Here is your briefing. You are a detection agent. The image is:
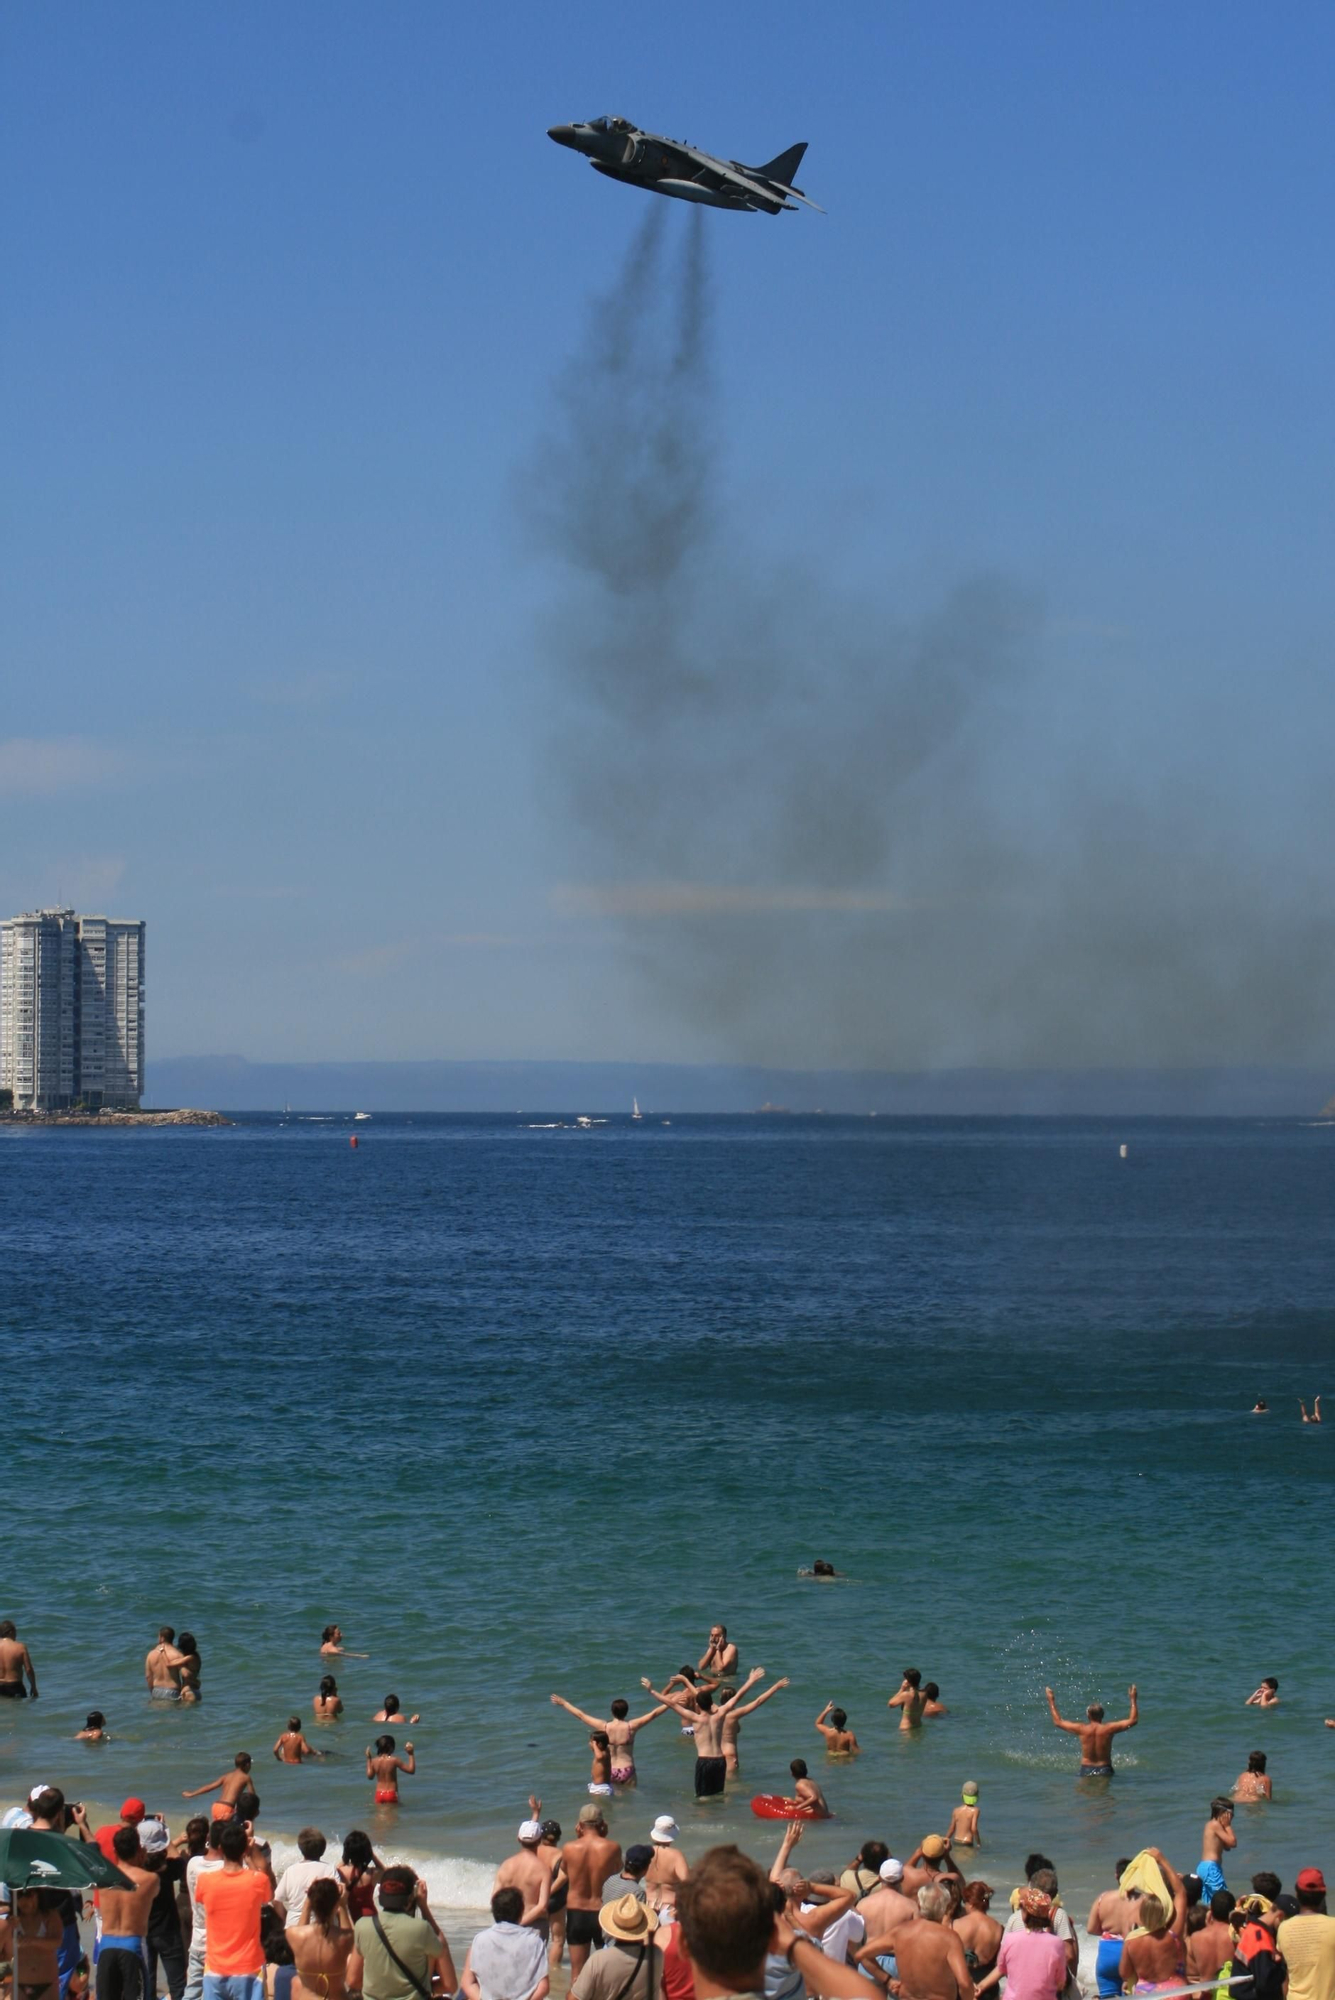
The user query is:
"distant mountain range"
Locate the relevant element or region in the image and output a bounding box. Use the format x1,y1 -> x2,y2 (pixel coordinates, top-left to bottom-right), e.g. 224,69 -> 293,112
147,1055 -> 1335,1117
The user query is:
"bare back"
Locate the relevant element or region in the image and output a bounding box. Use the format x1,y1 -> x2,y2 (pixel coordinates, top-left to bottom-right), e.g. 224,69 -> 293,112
100,1865 -> 161,1938
290,1919 -> 353,2000
891,1917 -> 973,2000
562,1832 -> 620,1910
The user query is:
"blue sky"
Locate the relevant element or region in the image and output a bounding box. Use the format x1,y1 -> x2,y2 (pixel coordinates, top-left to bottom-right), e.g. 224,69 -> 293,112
3,2 -> 1334,1066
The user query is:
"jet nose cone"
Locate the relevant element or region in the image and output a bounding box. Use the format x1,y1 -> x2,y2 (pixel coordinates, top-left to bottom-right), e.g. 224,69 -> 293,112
547,124 -> 579,149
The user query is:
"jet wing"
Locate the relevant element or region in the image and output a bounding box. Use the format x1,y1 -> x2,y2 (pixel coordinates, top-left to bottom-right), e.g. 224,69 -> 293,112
646,134 -> 794,211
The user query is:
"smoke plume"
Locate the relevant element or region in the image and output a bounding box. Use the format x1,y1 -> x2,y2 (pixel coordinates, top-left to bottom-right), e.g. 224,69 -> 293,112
526,211 -> 1335,1070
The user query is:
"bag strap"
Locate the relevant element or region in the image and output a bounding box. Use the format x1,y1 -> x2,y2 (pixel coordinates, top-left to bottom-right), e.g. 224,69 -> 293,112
605,1942 -> 653,2000
369,1911 -> 434,2000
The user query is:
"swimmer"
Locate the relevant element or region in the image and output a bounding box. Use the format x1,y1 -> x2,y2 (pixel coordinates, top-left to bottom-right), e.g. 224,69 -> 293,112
787,1758 -> 830,1818
642,1668 -> 763,1795
1044,1683 -> 1138,1775
798,1560 -> 844,1580
1245,1677 -> 1280,1707
182,1750 -> 261,1820
1300,1396 -> 1323,1423
586,1730 -> 614,1794
698,1624 -> 739,1679
314,1675 -> 343,1720
320,1624 -> 369,1658
550,1689 -> 668,1786
373,1694 -> 421,1724
720,1675 -> 790,1777
1234,1752 -> 1272,1802
814,1701 -> 860,1756
75,1710 -> 109,1741
922,1682 -> 948,1717
273,1717 -> 323,1764
1251,1399 -> 1269,1414
946,1783 -> 980,1847
888,1669 -> 926,1730
365,1733 -> 414,1804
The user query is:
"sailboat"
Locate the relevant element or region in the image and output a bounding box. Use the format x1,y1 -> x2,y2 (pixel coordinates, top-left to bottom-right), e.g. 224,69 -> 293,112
631,1097 -> 643,1121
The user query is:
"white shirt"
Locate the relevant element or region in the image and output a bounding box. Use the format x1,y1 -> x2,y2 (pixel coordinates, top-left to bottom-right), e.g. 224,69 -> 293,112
800,1905 -> 866,1963
187,1855 -> 224,1945
273,1860 -> 338,1927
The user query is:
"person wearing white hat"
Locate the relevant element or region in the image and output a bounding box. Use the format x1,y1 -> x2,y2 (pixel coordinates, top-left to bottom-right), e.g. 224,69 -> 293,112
494,1800 -> 555,1935
570,1896 -> 660,2000
645,1823 -> 688,1923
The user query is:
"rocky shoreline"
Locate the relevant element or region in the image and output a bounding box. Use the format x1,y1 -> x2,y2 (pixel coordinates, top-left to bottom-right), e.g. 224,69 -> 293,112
0,1107 -> 230,1127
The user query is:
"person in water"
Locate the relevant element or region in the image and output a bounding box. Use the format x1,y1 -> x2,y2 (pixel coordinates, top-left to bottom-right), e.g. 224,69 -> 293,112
1251,1399 -> 1269,1413
1246,1678 -> 1280,1707
365,1733 -> 414,1804
1300,1397 -> 1323,1423
314,1675 -> 343,1719
75,1710 -> 109,1741
1044,1684 -> 1138,1774
550,1690 -> 668,1786
182,1750 -> 260,1821
888,1670 -> 926,1731
1235,1752 -> 1273,1801
787,1759 -> 830,1818
274,1717 -> 323,1764
320,1625 -> 369,1659
814,1702 -> 860,1756
946,1784 -> 980,1848
374,1694 -> 420,1724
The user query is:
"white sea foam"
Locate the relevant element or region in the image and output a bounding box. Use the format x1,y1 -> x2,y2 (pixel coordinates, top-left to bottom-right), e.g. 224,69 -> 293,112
266,1838 -> 494,1912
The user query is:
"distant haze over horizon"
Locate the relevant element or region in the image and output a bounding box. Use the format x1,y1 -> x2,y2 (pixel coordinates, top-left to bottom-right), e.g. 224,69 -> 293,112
147,1054 -> 1335,1117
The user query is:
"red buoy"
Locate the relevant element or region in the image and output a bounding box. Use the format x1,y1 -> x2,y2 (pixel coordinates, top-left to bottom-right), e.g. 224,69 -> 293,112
349,1134 -> 359,1149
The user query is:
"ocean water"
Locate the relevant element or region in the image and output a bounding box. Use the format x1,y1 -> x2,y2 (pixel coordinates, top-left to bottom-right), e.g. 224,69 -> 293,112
2,1113 -> 1333,1925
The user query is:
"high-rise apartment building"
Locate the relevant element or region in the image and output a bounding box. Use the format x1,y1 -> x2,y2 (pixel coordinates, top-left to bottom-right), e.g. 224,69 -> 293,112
0,908 -> 146,1110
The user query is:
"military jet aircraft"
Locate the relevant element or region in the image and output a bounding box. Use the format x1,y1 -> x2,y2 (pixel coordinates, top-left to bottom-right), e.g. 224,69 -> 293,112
547,115 -> 822,215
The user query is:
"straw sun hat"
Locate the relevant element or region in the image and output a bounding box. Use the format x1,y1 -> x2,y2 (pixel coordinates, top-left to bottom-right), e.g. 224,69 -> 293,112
598,1894 -> 660,1943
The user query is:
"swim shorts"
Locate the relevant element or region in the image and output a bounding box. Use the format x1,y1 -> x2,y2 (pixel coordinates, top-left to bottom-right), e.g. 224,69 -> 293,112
587,1783 -> 613,1797
1081,1763 -> 1115,1777
694,1756 -> 727,1797
1198,1860 -> 1228,1900
1096,1937 -> 1125,1996
374,1788 -> 399,1804
566,1909 -> 603,1951
149,1687 -> 182,1701
875,1955 -> 899,1981
0,1683 -> 28,1698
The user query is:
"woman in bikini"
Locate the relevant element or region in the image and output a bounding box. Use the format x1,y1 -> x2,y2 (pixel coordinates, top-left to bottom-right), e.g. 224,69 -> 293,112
365,1733 -> 414,1804
541,1820 -> 568,1972
1119,1852 -> 1189,1995
289,1878 -> 354,2000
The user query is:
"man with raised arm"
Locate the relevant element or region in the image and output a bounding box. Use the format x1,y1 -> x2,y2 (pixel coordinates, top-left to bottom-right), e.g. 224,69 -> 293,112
550,1693 -> 668,1788
1043,1684 -> 1138,1775
642,1668 -> 763,1798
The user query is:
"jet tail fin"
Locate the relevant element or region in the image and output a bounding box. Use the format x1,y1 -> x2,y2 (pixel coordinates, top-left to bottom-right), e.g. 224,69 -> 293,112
753,141 -> 807,188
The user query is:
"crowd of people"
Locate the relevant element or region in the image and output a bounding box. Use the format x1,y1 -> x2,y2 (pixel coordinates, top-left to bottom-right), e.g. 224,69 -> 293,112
2,1618 -> 1332,2000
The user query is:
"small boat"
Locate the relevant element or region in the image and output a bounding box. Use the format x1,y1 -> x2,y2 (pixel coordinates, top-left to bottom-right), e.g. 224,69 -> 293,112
354,1111 -> 371,1121
631,1097 -> 643,1121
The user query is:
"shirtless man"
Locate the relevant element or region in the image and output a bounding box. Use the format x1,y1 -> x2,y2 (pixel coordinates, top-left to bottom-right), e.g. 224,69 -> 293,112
1187,1893 -> 1237,1983
645,1817 -> 689,1920
642,1667 -> 762,1796
888,1670 -> 926,1731
815,1701 -> 860,1756
922,1684 -> 948,1717
698,1625 -> 739,1680
145,1628 -> 188,1700
561,1805 -> 622,1978
550,1691 -> 668,1786
319,1625 -> 368,1658
1043,1684 -> 1138,1775
1245,1678 -> 1280,1707
860,1882 -> 975,2000
0,1619 -> 39,1698
1086,1858 -> 1141,1998
901,1838 -> 962,1900
274,1717 -> 323,1764
494,1803 -> 554,1931
365,1734 -> 414,1803
182,1751 -> 260,1819
720,1676 -> 789,1776
855,1858 -> 917,1951
1199,1797 -> 1237,1900
98,1823 -> 162,2000
787,1759 -> 830,1818
288,1878 -> 354,2000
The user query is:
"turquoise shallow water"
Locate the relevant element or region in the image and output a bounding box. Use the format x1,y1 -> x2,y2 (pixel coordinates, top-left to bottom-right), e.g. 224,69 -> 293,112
2,1114 -> 1333,1918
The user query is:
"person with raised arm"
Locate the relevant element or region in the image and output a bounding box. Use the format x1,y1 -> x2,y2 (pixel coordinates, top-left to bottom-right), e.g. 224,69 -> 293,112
641,1668 -> 763,1798
1042,1684 -> 1137,1775
814,1702 -> 859,1757
720,1676 -> 790,1776
550,1692 -> 668,1787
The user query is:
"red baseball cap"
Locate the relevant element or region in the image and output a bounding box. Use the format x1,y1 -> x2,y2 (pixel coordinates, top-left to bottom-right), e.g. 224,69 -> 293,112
1296,1869 -> 1327,1895
121,1798 -> 147,1822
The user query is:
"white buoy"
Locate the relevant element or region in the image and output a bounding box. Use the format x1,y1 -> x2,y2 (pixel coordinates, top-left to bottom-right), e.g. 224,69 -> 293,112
1119,1143 -> 1128,1159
